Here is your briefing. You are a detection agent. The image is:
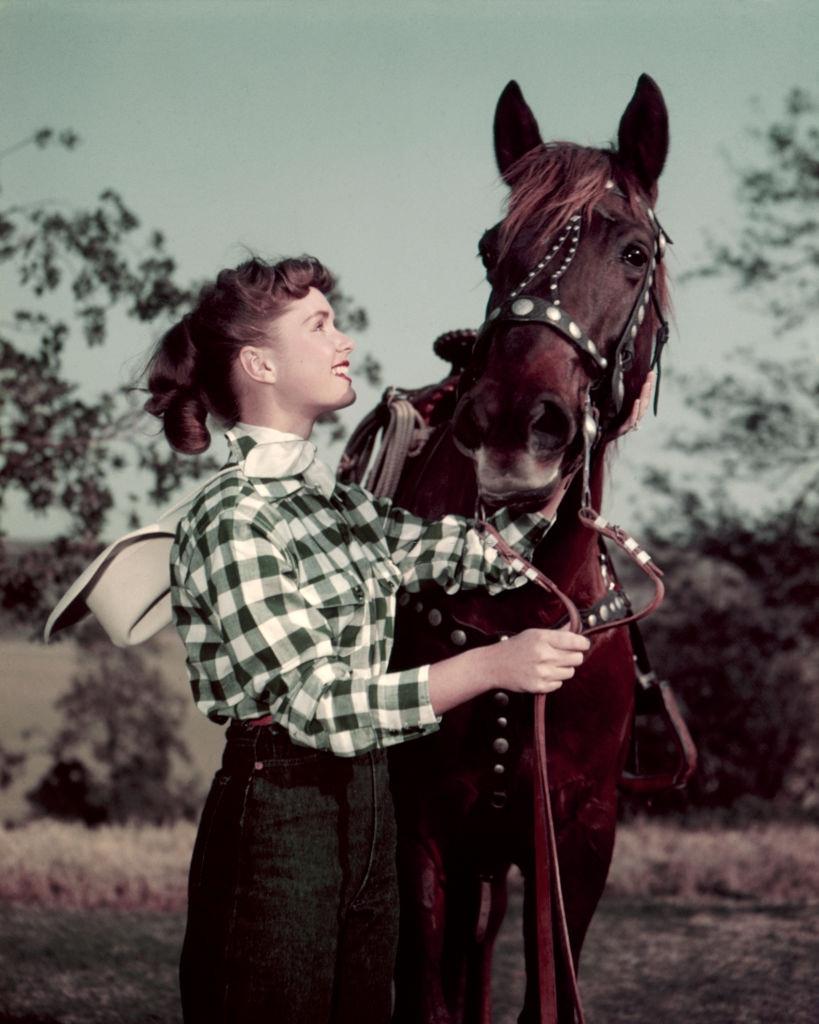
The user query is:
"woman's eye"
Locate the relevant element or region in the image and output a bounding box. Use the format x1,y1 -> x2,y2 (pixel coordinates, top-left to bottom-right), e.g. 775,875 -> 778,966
621,244 -> 648,269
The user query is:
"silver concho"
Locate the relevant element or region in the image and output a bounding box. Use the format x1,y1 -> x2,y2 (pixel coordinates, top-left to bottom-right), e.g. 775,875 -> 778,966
511,298 -> 535,316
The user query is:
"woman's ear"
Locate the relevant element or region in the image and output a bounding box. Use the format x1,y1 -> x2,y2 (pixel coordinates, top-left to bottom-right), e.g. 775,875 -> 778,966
237,345 -> 277,384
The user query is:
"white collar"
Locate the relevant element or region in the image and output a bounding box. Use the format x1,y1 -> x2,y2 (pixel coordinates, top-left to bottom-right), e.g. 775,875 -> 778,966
234,422 -> 307,446
227,423 -> 336,499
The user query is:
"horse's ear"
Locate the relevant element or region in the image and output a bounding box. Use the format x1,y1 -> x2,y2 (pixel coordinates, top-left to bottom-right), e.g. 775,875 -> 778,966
494,80 -> 543,183
616,74 -> 669,196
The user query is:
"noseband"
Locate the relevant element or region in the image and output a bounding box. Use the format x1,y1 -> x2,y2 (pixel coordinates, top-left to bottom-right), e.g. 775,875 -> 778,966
464,185 -> 671,432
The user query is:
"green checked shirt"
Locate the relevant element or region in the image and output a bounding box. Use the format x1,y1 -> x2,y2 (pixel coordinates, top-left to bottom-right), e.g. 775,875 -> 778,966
170,425 -> 552,757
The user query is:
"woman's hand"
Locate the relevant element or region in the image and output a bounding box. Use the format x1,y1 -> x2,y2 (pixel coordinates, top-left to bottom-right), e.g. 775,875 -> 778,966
486,628 -> 589,694
427,627 -> 589,715
616,369 -> 655,437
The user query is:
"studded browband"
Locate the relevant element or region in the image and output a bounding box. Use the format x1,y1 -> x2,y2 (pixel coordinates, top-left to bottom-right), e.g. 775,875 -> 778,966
471,188 -> 670,425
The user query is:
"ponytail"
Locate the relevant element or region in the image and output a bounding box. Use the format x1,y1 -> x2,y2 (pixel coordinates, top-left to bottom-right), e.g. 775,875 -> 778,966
144,319 -> 211,454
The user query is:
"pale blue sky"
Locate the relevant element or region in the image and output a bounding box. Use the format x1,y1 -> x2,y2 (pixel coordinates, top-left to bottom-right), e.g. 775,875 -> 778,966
2,0 -> 816,537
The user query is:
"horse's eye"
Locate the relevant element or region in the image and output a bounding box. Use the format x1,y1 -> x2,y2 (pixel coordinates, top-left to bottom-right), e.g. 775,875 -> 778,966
621,244 -> 648,269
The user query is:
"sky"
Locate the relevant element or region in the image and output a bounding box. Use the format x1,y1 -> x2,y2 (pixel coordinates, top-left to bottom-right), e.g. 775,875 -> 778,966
2,0 -> 816,538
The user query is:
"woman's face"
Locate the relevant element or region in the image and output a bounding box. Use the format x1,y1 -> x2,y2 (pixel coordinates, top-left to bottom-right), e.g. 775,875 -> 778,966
266,287 -> 357,424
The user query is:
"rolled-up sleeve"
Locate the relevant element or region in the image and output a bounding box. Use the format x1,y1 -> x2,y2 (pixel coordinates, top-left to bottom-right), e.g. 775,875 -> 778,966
376,499 -> 553,594
175,513 -> 439,757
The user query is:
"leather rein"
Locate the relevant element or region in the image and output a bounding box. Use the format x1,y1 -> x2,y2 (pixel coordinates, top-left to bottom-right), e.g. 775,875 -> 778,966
480,513 -> 664,1024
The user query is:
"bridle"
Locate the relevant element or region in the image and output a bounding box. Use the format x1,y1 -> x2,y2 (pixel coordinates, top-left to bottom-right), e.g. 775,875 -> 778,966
461,187 -> 673,1024
461,184 -> 671,472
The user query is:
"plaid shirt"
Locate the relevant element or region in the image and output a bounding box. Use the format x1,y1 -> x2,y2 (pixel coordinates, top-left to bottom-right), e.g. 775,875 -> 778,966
171,427 -> 552,757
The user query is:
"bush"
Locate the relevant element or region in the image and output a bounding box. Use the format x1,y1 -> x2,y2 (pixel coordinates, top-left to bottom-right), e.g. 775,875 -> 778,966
624,516 -> 817,818
27,626 -> 202,825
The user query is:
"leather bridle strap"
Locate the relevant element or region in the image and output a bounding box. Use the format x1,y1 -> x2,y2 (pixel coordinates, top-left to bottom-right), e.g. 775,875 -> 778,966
470,196 -> 670,426
481,511 -> 665,1024
576,508 -> 666,630
482,293 -> 609,373
482,524 -> 584,1024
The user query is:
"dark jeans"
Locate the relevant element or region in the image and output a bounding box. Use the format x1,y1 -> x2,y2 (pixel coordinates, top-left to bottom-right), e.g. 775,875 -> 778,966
180,721 -> 399,1024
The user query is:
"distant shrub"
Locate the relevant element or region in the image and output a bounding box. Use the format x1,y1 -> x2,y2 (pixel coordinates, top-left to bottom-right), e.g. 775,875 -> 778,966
623,516 -> 817,818
27,625 -> 202,826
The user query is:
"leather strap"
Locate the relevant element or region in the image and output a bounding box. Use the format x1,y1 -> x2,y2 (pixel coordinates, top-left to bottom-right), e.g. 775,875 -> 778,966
533,740 -> 559,1023
482,523 -> 585,1024
576,508 -> 665,630
620,622 -> 697,792
481,506 -> 668,1024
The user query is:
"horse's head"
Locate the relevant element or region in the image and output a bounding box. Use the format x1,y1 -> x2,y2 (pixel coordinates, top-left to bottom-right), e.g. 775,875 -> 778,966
452,74 -> 670,512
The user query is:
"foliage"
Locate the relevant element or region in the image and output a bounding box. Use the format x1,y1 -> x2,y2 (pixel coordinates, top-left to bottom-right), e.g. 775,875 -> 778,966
656,350 -> 817,513
636,87 -> 818,816
0,129 -> 372,629
629,523 -> 817,816
688,87 -> 819,332
26,625 -> 202,826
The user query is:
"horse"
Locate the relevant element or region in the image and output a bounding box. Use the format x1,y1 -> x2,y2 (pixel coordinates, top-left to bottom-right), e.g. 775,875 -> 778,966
341,74 -> 671,1024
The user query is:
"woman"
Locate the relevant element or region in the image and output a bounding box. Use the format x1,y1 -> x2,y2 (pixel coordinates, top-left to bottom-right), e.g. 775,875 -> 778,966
145,255 -> 590,1024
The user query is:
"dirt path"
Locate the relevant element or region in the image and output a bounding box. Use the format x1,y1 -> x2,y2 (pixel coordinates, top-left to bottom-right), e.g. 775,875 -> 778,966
1,890 -> 816,1023
492,881 -> 818,1023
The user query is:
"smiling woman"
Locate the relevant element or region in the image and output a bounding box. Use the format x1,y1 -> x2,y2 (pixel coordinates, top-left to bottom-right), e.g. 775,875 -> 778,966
140,253 -> 589,1023
233,286 -> 358,437
144,256 -> 341,452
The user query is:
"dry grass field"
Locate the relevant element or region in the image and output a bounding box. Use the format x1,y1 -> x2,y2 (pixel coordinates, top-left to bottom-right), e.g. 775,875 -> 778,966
2,635 -> 817,1021
0,819 -> 816,1023
0,818 -> 816,911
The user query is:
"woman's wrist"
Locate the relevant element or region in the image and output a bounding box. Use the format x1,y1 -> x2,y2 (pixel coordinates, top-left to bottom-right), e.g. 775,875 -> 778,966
427,647 -> 496,716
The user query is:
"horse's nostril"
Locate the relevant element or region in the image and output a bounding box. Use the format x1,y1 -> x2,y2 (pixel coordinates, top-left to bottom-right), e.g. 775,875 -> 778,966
530,401 -> 572,451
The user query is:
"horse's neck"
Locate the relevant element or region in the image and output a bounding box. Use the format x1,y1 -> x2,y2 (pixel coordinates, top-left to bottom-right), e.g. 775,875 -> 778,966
397,424 -> 607,598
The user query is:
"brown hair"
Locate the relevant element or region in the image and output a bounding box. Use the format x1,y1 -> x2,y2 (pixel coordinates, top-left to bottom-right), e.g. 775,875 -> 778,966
144,256 -> 335,453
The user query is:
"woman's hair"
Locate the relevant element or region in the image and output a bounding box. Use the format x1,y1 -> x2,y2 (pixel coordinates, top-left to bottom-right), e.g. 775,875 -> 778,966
144,255 -> 335,453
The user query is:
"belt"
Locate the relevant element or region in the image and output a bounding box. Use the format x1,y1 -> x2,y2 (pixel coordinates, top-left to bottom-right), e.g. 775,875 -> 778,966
246,714 -> 275,728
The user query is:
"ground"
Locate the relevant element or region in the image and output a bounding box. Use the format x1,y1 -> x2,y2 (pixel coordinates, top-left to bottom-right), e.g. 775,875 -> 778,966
1,880 -> 816,1023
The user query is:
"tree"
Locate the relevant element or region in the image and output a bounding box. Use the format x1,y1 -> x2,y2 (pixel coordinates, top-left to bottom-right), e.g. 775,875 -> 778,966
26,623 -> 201,825
636,89 -> 818,816
670,87 -> 819,514
0,130 -> 373,629
689,87 -> 819,333
0,132 -> 376,824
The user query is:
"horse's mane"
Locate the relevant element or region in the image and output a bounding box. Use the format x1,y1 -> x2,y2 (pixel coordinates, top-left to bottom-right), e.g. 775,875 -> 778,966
499,143 -> 614,256
498,143 -> 669,340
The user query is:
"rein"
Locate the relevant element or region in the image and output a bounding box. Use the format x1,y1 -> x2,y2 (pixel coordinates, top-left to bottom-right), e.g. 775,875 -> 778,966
461,199 -> 671,1022
480,510 -> 664,1024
